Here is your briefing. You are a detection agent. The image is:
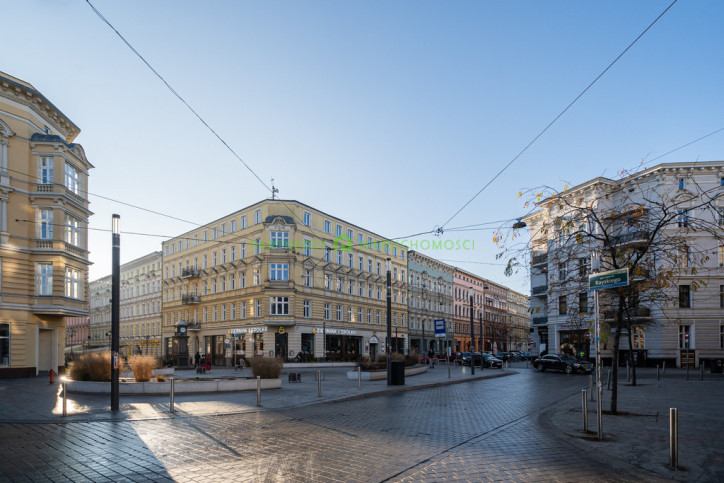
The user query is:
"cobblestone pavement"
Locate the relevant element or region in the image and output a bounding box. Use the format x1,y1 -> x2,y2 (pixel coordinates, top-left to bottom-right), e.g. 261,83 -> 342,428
0,367 -> 687,482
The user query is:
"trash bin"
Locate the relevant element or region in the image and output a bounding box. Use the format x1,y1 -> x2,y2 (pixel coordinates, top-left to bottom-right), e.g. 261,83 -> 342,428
713,359 -> 723,374
390,360 -> 405,385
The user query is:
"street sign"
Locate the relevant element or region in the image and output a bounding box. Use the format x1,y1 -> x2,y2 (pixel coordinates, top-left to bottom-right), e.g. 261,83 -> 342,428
434,319 -> 446,338
589,268 -> 629,291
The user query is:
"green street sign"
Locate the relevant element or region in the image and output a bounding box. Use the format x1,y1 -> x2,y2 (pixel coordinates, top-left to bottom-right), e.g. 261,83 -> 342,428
589,268 -> 629,291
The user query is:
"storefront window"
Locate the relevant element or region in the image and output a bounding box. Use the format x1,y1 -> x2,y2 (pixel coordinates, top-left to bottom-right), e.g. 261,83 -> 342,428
0,324 -> 9,367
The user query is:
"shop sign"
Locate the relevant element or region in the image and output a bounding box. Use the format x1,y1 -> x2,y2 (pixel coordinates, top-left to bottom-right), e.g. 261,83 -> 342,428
316,328 -> 357,336
230,326 -> 267,334
369,336 -> 379,343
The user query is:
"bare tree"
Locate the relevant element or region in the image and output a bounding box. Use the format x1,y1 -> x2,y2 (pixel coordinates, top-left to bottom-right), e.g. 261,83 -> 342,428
496,163 -> 723,414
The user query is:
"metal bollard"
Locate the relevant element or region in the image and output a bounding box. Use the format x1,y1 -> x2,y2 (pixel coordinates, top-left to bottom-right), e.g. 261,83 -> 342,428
318,370 -> 322,397
62,381 -> 67,417
589,375 -> 594,401
582,390 -> 588,432
700,362 -> 704,381
606,370 -> 611,390
657,364 -> 660,381
669,408 -> 678,470
626,362 -> 630,383
597,387 -> 603,440
170,376 -> 175,413
358,366 -> 361,390
256,376 -> 261,407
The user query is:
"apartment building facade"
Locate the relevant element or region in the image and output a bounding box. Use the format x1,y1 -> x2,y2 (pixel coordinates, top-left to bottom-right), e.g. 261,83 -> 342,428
89,276 -> 111,349
118,252 -> 162,358
407,251 -> 454,355
0,72 -> 92,377
161,200 -> 408,366
525,162 -> 723,367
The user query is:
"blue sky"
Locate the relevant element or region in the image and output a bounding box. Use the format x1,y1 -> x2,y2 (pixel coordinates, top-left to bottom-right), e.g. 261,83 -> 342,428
2,0 -> 722,293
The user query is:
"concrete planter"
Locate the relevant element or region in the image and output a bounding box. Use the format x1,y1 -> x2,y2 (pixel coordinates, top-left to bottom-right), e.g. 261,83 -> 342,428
346,364 -> 428,380
66,377 -> 281,395
120,367 -> 175,379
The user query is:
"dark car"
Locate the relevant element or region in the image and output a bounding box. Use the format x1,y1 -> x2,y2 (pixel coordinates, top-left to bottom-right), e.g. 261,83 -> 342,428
458,352 -> 482,366
482,353 -> 503,368
496,352 -> 512,362
533,354 -> 593,374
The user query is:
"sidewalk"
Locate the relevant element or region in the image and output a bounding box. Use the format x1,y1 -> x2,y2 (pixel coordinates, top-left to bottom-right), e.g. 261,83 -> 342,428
544,365 -> 724,482
0,361 -> 508,423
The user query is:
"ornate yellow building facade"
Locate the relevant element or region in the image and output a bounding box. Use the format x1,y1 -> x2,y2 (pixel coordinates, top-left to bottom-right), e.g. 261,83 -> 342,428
0,72 -> 92,377
161,199 -> 408,366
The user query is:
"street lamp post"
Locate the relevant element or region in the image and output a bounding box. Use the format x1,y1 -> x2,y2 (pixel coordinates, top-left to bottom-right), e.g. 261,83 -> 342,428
469,287 -> 475,375
479,312 -> 483,370
111,214 -> 120,411
386,258 -> 392,385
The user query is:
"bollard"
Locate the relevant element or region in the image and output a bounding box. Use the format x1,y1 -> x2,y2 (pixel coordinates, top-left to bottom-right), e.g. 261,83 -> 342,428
358,366 -> 361,390
686,360 -> 689,380
626,362 -> 630,383
256,376 -> 261,407
657,364 -> 660,381
669,408 -> 678,470
589,375 -> 594,401
317,370 -> 322,397
582,390 -> 588,432
700,362 -> 704,381
170,376 -> 175,413
606,370 -> 611,390
597,387 -> 603,440
62,380 -> 67,417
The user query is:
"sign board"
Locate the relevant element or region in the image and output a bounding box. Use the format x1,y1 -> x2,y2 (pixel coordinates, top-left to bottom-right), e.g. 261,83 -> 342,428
434,319 -> 446,338
589,268 -> 629,291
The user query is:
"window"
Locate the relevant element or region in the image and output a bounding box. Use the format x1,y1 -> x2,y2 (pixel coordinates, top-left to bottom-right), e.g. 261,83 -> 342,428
376,285 -> 381,300
578,258 -> 588,278
65,267 -> 81,299
367,309 -> 372,324
323,244 -> 330,262
271,231 -> 289,248
336,225 -> 342,237
679,325 -> 691,349
212,306 -> 217,322
336,304 -> 342,321
719,208 -> 724,227
324,220 -> 331,234
677,209 -> 688,228
358,308 -> 363,323
64,163 -> 80,195
231,303 -> 236,319
358,282 -> 363,297
221,249 -> 227,264
347,280 -> 353,295
240,272 -> 246,288
336,250 -> 342,265
241,215 -> 247,229
203,230 -> 208,243
64,214 -> 80,246
254,210 -> 261,224
230,219 -> 236,233
270,297 -> 289,315
578,292 -> 588,313
230,274 -> 236,290
719,245 -> 724,267
255,299 -> 262,318
241,302 -> 247,319
304,300 -> 310,318
347,253 -> 353,268
324,303 -> 331,320
270,263 -> 289,281
324,274 -> 331,290
678,285 -> 691,308
558,296 -> 567,315
0,324 -> 9,367
254,238 -> 261,255
347,228 -> 353,240
303,269 -> 312,287
304,239 -> 311,256
211,278 -> 217,294
303,212 -> 311,226
221,304 -> 227,321
231,245 -> 236,261
336,277 -> 343,293
202,281 -> 208,295
376,262 -> 381,275
212,227 -> 217,240
253,268 -> 260,286
358,256 -> 363,270
720,285 -> 724,309
38,209 -> 53,239
39,156 -> 53,184
376,310 -> 381,325
241,243 -> 247,258
358,233 -> 363,245
220,223 -> 226,237
558,262 -> 567,282
367,259 -> 372,273
220,276 -> 226,292
678,178 -> 686,191
37,263 -> 52,295
203,254 -> 208,269
633,327 -> 645,349
212,251 -> 217,266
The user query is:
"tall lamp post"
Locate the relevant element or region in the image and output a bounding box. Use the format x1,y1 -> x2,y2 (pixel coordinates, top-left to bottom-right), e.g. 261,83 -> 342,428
111,214 -> 120,411
386,258 -> 392,385
469,287 -> 475,375
479,312 -> 484,369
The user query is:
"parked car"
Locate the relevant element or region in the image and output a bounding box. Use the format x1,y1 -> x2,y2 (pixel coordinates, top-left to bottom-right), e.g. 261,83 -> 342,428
533,354 -> 593,374
458,352 -> 482,366
496,352 -> 512,362
482,353 -> 503,368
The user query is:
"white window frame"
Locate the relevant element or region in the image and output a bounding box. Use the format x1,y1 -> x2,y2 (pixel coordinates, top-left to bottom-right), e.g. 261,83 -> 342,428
37,263 -> 53,296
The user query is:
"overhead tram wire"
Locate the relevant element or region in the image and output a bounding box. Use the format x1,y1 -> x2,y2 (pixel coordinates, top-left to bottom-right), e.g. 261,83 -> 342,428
438,0 -> 679,231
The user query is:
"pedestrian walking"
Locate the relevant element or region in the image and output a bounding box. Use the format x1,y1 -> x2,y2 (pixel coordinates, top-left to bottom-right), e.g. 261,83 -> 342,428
194,351 -> 201,368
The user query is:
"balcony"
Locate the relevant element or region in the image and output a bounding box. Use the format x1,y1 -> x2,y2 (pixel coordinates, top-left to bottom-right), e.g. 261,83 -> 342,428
181,268 -> 200,278
604,230 -> 650,247
267,279 -> 290,287
181,294 -> 200,304
532,316 -> 548,325
603,306 -> 651,320
531,285 -> 548,296
531,253 -> 547,266
35,239 -> 89,259
33,183 -> 89,209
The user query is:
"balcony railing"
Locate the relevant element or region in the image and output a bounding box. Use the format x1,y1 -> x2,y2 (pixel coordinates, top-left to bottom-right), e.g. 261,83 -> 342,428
532,316 -> 548,325
181,268 -> 200,278
181,294 -> 200,304
531,254 -> 547,266
604,230 -> 650,247
603,306 -> 651,320
531,285 -> 548,296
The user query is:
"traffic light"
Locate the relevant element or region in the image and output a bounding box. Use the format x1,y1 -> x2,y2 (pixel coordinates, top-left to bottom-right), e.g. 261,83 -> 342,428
685,332 -> 689,348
